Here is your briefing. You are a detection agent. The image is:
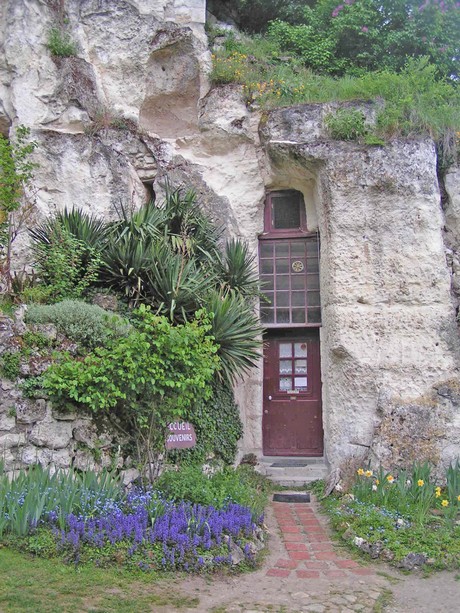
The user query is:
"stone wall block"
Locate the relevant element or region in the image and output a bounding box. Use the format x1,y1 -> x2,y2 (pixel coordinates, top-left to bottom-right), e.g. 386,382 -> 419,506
15,398 -> 47,425
0,432 -> 26,449
29,419 -> 73,450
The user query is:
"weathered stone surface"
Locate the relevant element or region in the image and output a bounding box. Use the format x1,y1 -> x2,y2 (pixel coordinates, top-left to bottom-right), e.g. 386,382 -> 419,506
0,414 -> 16,431
29,419 -> 73,450
0,432 -> 26,449
21,445 -> 72,469
15,398 -> 47,425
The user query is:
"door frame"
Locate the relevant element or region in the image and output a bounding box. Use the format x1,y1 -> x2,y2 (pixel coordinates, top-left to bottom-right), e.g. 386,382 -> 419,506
262,328 -> 323,457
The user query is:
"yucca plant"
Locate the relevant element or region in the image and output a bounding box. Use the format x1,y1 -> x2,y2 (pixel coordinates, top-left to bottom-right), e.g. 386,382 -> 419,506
206,289 -> 263,384
144,242 -> 217,321
29,208 -> 108,253
218,238 -> 260,297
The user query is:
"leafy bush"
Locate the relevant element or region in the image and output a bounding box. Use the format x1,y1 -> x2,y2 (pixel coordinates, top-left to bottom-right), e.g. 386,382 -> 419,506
324,108 -> 368,141
0,351 -> 21,380
46,27 -> 77,58
25,300 -> 129,350
42,306 -> 220,479
172,379 -> 243,465
29,223 -> 101,302
155,465 -> 270,517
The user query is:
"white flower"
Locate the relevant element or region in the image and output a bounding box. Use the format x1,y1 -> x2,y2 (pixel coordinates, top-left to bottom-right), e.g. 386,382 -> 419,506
372,484 -> 378,491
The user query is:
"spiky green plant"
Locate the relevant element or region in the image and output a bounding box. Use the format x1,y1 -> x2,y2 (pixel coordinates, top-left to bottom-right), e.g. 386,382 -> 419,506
207,289 -> 263,384
218,239 -> 260,297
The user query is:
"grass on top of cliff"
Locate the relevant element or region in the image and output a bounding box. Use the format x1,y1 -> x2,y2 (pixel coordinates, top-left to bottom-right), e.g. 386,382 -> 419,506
210,31 -> 460,143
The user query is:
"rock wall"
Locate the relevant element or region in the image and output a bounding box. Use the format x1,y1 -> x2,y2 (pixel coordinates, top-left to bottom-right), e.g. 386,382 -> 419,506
1,0 -> 460,474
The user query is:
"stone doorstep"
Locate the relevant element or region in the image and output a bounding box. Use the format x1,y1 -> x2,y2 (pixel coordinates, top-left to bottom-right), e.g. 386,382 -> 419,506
259,459 -> 328,486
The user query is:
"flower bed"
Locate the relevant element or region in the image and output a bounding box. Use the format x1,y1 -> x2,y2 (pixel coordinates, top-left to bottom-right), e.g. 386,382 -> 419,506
0,466 -> 267,573
321,461 -> 460,570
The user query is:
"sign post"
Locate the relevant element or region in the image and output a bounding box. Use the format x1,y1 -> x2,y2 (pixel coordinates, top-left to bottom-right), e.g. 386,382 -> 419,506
165,421 -> 197,450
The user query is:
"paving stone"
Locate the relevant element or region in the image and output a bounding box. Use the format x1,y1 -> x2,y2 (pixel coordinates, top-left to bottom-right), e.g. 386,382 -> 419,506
292,591 -> 311,601
289,551 -> 311,561
335,559 -> 360,568
285,542 -> 308,551
296,570 -> 320,579
266,568 -> 291,577
350,567 -> 374,576
303,604 -> 326,613
275,558 -> 298,569
323,570 -> 348,579
314,552 -> 339,561
344,594 -> 358,604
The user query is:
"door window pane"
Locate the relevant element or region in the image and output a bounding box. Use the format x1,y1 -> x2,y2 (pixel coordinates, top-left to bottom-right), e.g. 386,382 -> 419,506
292,292 -> 305,307
276,292 -> 289,307
292,275 -> 305,290
260,275 -> 274,290
276,259 -> 289,274
279,360 -> 292,374
307,257 -> 319,272
275,243 -> 289,256
291,241 -> 305,256
280,377 -> 291,391
295,359 -> 307,374
263,291 -> 274,305
307,274 -> 320,289
276,276 -> 289,290
294,377 -> 308,390
279,343 -> 292,358
260,243 -> 273,257
307,291 -> 321,306
261,260 -> 273,274
260,308 -> 274,323
294,342 -> 308,358
308,308 -> 321,323
292,309 -> 306,323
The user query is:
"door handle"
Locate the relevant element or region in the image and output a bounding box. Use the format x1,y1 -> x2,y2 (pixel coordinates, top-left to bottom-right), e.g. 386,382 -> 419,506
268,395 -> 272,400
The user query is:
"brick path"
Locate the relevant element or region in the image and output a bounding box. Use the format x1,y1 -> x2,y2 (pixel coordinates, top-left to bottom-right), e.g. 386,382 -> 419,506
266,501 -> 375,580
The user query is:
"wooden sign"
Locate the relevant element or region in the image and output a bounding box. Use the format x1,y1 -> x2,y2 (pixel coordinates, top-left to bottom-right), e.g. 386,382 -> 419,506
165,421 -> 197,450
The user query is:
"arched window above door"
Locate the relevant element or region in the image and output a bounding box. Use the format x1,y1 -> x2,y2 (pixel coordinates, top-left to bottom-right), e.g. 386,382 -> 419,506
263,190 -> 308,237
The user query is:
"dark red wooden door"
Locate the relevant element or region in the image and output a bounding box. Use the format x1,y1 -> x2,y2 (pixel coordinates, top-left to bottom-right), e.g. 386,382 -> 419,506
263,331 -> 323,456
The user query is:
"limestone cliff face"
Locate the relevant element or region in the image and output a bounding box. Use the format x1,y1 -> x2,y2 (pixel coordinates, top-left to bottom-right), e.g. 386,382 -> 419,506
1,0 -> 459,473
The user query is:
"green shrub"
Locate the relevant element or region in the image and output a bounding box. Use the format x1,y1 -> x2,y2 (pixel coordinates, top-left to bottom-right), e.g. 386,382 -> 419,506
46,27 -> 77,58
155,465 -> 270,517
171,379 -> 243,465
324,108 -> 368,141
25,300 -> 129,350
0,352 -> 21,380
29,224 -> 101,302
42,306 -> 220,479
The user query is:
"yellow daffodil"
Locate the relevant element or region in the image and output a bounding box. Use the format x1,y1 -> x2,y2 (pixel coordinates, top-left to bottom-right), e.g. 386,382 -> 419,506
457,495 -> 460,502
365,470 -> 373,478
386,475 -> 395,483
417,479 -> 424,487
375,479 -> 380,485
357,468 -> 365,476
441,499 -> 449,507
435,487 -> 441,498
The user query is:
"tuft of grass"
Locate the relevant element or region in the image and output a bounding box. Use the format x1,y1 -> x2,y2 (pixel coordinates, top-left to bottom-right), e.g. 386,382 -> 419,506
46,27 -> 77,58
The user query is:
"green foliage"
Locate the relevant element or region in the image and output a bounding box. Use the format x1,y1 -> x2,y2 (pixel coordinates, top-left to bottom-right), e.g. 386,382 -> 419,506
218,239 -> 260,297
322,460 -> 460,569
42,305 -> 220,473
324,108 -> 368,141
211,33 -> 459,148
46,27 -> 77,58
29,222 -> 101,302
155,465 -> 270,517
0,351 -> 21,380
207,290 -> 263,384
0,465 -> 123,538
171,379 -> 243,465
26,300 -> 129,351
0,126 -> 37,292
